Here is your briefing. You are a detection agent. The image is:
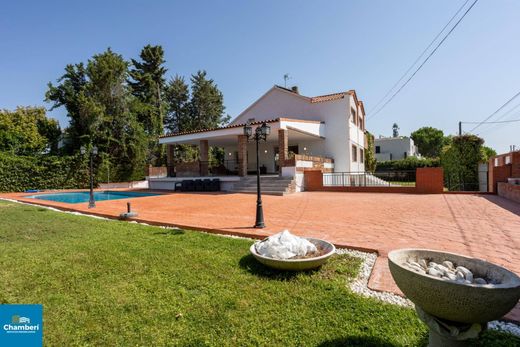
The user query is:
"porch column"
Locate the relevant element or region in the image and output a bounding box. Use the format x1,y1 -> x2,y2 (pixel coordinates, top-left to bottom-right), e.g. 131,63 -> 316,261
199,140 -> 209,176
278,129 -> 288,176
237,135 -> 247,177
166,144 -> 175,177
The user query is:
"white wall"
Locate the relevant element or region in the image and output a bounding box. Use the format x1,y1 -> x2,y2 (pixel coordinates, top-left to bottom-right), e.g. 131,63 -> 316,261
375,137 -> 418,161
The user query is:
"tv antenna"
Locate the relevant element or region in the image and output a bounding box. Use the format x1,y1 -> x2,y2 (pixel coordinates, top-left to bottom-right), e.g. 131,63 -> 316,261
283,74 -> 291,88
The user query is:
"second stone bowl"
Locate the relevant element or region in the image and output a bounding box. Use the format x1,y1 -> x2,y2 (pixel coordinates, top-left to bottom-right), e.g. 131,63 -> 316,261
388,248 -> 520,323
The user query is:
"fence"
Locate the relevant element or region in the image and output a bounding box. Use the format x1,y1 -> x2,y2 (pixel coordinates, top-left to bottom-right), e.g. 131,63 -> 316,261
323,170 -> 416,187
305,168 -> 443,194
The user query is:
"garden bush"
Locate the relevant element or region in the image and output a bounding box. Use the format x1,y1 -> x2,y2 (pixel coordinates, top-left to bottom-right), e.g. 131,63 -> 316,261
375,156 -> 440,172
0,152 -> 90,192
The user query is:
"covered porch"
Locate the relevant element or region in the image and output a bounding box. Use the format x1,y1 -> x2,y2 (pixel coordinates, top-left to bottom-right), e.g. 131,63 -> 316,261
155,118 -> 334,179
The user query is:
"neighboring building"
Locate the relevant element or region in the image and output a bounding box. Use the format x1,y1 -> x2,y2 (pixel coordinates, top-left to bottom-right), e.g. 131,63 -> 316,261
153,85 -> 367,191
488,150 -> 520,200
374,136 -> 420,162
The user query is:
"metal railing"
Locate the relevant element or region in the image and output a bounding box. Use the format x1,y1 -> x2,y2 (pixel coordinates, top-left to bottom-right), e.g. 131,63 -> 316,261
323,171 -> 416,187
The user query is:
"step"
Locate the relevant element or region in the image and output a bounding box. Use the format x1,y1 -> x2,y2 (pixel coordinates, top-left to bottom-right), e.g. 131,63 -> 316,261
230,189 -> 286,196
234,183 -> 294,188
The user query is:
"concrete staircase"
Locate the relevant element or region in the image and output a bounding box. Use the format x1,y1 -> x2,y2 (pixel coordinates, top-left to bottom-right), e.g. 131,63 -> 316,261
230,176 -> 295,196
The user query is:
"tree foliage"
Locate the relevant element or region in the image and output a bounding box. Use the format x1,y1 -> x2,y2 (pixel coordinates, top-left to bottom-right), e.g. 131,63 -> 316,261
410,126 -> 446,158
0,152 -> 89,192
441,134 -> 484,191
128,45 -> 167,165
0,107 -> 61,155
189,70 -> 229,130
163,70 -> 229,163
164,75 -> 190,134
375,156 -> 440,172
41,45 -> 230,182
364,131 -> 377,172
46,48 -> 147,181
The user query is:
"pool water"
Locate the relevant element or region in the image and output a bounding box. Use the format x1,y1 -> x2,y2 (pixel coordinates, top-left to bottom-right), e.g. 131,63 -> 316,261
27,191 -> 160,204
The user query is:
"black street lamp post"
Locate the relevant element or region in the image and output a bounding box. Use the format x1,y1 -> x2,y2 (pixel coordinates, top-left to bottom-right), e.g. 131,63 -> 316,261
81,145 -> 98,209
243,122 -> 271,228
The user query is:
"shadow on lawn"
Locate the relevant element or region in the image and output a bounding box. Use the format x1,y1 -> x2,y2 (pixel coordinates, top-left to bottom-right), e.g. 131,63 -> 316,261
238,254 -> 319,281
318,334 -> 428,347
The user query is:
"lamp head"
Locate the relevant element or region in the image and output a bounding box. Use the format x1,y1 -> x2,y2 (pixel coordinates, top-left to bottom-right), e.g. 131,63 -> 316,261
260,122 -> 270,136
244,124 -> 253,137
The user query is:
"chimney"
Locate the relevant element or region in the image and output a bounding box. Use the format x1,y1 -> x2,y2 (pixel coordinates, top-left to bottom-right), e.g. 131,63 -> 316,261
291,86 -> 299,94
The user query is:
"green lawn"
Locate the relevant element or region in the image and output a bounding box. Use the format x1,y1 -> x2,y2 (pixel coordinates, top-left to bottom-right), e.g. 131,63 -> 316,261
0,201 -> 517,346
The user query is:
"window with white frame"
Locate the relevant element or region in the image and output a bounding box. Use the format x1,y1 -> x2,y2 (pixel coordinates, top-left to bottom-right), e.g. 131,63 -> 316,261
360,148 -> 364,163
350,107 -> 357,125
352,144 -> 357,162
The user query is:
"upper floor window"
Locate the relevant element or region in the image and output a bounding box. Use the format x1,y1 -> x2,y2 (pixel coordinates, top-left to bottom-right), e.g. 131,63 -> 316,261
350,107 -> 357,125
352,144 -> 357,162
375,146 -> 380,154
358,115 -> 363,130
360,148 -> 364,163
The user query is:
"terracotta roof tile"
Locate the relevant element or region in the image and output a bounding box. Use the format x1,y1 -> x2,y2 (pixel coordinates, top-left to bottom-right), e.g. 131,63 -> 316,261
310,92 -> 348,103
159,118 -> 280,139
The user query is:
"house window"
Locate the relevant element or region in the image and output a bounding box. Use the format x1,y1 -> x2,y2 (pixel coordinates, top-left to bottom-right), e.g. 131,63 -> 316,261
375,146 -> 380,154
358,115 -> 363,129
352,144 -> 357,162
505,156 -> 512,164
494,158 -> 499,167
360,148 -> 364,163
350,107 -> 357,125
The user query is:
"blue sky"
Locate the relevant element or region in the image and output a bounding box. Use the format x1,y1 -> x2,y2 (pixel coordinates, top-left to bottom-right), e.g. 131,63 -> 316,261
1,0 -> 519,153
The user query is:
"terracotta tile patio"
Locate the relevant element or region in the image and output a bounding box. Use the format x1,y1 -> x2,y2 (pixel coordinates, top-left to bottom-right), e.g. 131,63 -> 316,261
2,190 -> 520,321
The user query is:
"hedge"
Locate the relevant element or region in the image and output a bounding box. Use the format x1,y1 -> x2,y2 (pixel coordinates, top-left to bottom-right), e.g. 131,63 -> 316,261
375,157 -> 440,172
0,152 -> 90,192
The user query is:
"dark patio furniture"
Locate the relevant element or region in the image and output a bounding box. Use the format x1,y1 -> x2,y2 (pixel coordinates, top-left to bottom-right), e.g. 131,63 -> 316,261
194,179 -> 204,191
211,178 -> 221,191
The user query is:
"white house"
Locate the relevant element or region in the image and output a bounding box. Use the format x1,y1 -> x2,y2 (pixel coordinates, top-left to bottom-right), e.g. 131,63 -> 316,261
375,136 -> 420,162
152,85 -> 366,192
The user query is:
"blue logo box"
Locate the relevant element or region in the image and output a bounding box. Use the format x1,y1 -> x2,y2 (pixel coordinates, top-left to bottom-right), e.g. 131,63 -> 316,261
0,304 -> 43,347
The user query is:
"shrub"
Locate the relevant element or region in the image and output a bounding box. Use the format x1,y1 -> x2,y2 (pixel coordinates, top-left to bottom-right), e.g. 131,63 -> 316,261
0,152 -> 90,192
441,135 -> 484,191
375,157 -> 440,172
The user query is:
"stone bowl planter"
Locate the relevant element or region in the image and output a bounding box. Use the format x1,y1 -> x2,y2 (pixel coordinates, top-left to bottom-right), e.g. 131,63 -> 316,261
388,248 -> 520,323
250,238 -> 336,271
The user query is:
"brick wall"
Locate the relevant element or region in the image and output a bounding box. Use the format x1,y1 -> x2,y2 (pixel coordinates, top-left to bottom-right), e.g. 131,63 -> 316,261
304,167 -> 444,194
415,167 -> 444,194
498,182 -> 520,204
488,151 -> 520,193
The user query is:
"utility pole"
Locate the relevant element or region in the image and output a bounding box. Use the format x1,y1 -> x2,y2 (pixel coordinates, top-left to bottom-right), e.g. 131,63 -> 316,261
458,121 -> 462,136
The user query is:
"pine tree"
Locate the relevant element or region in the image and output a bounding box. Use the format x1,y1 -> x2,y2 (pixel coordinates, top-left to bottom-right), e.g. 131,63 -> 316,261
128,45 -> 167,137
189,70 -> 228,130
164,75 -> 190,133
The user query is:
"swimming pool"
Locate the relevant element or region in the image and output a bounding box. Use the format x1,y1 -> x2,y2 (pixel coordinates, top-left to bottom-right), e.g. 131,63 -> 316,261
27,191 -> 160,204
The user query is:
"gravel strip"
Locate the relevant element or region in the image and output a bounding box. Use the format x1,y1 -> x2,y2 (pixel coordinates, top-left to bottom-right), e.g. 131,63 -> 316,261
336,248 -> 413,307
